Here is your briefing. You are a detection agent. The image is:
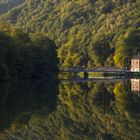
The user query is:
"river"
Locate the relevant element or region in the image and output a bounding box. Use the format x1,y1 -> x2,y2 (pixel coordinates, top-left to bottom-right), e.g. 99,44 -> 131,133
0,78 -> 140,140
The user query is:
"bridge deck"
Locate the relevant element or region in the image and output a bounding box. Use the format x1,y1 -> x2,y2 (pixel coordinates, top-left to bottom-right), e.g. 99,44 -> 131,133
60,67 -> 130,73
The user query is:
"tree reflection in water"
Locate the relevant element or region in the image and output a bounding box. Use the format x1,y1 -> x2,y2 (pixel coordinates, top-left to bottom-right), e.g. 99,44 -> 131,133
0,79 -> 140,140
0,79 -> 58,139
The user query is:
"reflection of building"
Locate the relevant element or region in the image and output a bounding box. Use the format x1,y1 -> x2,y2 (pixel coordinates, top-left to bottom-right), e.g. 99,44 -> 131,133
131,79 -> 140,94
131,55 -> 140,71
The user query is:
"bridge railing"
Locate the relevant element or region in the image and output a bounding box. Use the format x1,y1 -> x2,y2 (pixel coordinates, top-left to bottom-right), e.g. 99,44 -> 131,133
59,66 -> 126,72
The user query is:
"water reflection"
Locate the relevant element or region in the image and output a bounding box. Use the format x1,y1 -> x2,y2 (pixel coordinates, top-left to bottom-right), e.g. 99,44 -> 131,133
0,80 -> 58,136
131,79 -> 140,96
0,79 -> 140,140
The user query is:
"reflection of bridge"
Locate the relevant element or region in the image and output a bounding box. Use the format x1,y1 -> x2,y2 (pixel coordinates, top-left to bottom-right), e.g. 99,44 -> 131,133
60,66 -> 130,73
60,78 -> 128,84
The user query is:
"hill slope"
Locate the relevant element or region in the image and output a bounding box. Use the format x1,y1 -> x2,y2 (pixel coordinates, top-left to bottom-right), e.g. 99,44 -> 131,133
0,0 -> 24,15
0,0 -> 140,67
0,24 -> 58,80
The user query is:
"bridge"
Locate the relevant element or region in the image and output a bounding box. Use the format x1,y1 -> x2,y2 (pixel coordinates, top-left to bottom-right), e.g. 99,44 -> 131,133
59,66 -> 130,73
59,66 -> 131,79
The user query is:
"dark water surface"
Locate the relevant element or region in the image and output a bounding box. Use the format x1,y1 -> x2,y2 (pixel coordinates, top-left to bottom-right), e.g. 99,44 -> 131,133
0,79 -> 140,140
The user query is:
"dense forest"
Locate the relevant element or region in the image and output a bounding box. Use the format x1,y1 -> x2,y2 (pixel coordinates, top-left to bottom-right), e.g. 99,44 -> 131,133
0,1 -> 140,140
0,0 -> 140,68
0,81 -> 139,140
0,23 -> 58,80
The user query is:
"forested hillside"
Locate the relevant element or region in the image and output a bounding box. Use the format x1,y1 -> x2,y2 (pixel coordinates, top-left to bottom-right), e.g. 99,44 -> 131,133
0,0 -> 140,68
0,0 -> 24,15
0,23 -> 58,80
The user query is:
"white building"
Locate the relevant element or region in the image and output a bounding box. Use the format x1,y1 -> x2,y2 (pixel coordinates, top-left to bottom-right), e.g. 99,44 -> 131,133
131,55 -> 140,72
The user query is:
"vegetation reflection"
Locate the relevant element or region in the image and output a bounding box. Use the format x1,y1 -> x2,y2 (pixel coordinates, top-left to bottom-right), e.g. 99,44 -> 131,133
0,79 -> 58,140
1,80 -> 139,140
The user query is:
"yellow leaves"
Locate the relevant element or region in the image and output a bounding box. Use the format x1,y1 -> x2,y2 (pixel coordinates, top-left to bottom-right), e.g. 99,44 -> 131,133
60,1 -> 78,19
0,23 -> 24,38
113,40 -> 128,68
59,0 -> 88,20
113,83 -> 124,97
0,23 -> 14,35
58,38 -> 81,66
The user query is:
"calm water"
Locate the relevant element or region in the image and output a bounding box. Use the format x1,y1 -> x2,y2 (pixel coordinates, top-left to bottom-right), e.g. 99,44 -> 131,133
0,79 -> 140,140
